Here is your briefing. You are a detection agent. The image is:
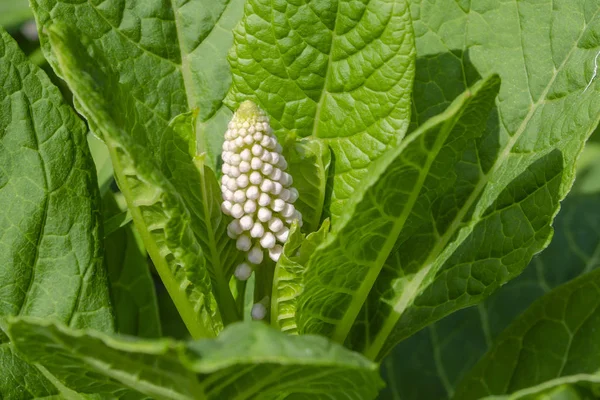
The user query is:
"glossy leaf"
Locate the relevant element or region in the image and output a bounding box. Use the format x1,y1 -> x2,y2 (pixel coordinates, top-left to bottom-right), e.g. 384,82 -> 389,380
0,28 -> 113,397
226,0 -> 416,222
9,318 -> 384,400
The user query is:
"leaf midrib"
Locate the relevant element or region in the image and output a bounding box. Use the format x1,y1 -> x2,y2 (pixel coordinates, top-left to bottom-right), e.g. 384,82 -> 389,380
364,8 -> 600,360
331,94 -> 466,344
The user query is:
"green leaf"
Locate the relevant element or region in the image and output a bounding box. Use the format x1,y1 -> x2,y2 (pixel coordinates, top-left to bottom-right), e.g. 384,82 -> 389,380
226,0 -> 416,223
0,0 -> 32,29
284,139 -> 331,234
299,0 -> 600,360
297,75 -> 502,353
31,0 -> 245,172
272,219 -> 331,333
453,266 -> 600,399
87,134 -> 114,196
9,318 -> 384,400
103,192 -> 161,339
378,143 -> 600,400
43,24 -> 226,338
0,27 -> 113,397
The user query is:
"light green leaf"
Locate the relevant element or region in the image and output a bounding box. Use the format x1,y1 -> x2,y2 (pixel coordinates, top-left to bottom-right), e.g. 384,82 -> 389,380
43,24 -> 225,338
453,266 -> 600,400
378,136 -> 600,400
226,0 -> 416,223
9,318 -> 384,400
87,134 -> 114,196
284,139 -> 331,234
0,27 -> 113,397
103,192 -> 161,339
299,0 -> 600,360
297,75 -> 502,353
272,220 -> 331,333
0,0 -> 32,28
31,0 -> 244,172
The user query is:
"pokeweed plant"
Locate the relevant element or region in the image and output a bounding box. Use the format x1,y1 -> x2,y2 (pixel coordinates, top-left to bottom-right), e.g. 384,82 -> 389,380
0,1 -> 598,399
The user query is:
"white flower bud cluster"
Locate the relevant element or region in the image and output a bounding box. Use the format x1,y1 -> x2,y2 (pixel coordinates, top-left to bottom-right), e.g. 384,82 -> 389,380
221,101 -> 302,281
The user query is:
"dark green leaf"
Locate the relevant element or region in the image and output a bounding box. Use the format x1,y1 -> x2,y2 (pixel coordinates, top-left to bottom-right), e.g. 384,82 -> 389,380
0,27 -> 113,398
454,267 -> 600,399
378,142 -> 600,400
103,192 -> 161,339
297,75 -> 502,356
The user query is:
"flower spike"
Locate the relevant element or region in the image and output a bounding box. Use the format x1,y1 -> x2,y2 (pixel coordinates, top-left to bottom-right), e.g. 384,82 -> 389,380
221,101 -> 301,278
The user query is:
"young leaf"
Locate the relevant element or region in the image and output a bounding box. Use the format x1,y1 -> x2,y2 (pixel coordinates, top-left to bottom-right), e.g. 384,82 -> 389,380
9,318 -> 384,400
284,139 -> 331,234
0,27 -> 113,396
31,0 -> 245,171
453,266 -> 600,399
44,24 -> 227,338
297,75 -> 501,354
226,0 -> 416,223
103,192 -> 162,338
272,219 -> 331,333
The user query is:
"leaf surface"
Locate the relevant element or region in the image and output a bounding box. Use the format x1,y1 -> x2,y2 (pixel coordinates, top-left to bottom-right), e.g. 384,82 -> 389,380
454,266 -> 600,399
299,0 -> 600,360
297,75 -> 502,353
0,27 -> 113,397
43,24 -> 226,337
103,192 -> 161,338
378,134 -> 600,400
9,318 -> 384,400
272,220 -> 330,333
31,0 -> 244,171
284,139 -> 331,234
226,0 -> 416,222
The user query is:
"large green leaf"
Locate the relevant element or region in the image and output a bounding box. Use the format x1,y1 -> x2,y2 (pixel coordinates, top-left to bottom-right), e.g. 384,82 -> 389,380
453,265 -> 600,399
298,0 -> 600,360
226,0 -> 416,222
378,131 -> 600,400
33,0 -> 249,333
0,28 -> 113,398
379,190 -> 600,399
297,75 -> 502,350
41,23 -> 231,337
31,0 -> 244,171
9,318 -> 383,400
